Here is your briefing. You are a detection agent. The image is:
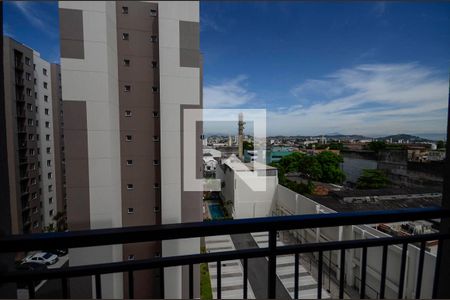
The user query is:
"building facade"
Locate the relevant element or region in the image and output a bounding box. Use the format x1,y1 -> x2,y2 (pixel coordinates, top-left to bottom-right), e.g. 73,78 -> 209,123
58,1 -> 202,298
2,37 -> 63,235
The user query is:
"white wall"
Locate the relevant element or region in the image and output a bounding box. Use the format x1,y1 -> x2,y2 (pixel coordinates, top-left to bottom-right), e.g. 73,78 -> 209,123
33,52 -> 57,229
154,1 -> 201,298
274,184 -> 438,299
59,1 -> 123,298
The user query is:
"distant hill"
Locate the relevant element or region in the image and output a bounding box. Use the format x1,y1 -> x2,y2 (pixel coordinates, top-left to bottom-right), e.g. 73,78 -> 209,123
376,134 -> 432,142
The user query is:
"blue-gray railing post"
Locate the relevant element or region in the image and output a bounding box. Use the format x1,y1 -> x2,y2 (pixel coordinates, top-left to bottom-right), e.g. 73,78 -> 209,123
268,230 -> 277,298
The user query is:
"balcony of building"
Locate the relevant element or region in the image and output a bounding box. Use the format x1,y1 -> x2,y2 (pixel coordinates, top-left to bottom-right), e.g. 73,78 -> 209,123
0,207 -> 449,299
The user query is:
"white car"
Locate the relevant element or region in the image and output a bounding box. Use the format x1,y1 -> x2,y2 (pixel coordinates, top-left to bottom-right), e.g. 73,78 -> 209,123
23,252 -> 58,265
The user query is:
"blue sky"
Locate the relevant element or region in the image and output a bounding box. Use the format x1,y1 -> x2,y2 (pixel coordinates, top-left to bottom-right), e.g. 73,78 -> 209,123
4,1 -> 450,138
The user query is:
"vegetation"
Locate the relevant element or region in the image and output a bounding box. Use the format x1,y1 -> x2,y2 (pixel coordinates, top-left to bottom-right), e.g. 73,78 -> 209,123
366,141 -> 387,153
200,246 -> 213,300
272,151 -> 346,194
243,141 -> 254,150
356,169 -> 390,189
437,140 -> 446,149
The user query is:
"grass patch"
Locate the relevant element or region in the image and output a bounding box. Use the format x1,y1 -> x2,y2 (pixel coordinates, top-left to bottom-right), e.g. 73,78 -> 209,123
200,247 -> 213,300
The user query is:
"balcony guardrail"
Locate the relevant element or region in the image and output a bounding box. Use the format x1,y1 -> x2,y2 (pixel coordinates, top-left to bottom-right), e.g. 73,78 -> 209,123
0,207 -> 449,299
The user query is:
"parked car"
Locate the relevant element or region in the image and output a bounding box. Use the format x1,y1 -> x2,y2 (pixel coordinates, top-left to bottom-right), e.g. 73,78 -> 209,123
23,252 -> 58,265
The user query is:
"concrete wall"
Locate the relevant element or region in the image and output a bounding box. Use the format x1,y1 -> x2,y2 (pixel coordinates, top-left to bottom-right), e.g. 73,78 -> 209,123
33,53 -> 57,229
274,184 -> 437,299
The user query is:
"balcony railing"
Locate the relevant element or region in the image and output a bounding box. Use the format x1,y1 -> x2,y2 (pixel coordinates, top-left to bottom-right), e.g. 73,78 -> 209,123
0,207 -> 449,299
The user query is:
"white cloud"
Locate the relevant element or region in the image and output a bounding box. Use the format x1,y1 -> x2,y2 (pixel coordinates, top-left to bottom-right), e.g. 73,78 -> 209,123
269,63 -> 448,136
204,75 -> 257,108
10,1 -> 54,35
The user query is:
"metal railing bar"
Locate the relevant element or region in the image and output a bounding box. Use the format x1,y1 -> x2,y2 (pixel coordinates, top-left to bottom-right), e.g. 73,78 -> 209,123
189,264 -> 193,299
62,277 -> 68,299
318,251 -> 323,299
339,248 -> 345,299
95,274 -> 102,299
217,261 -> 221,299
398,242 -> 408,299
2,233 -> 448,284
159,267 -> 164,299
415,241 -> 426,299
294,253 -> 299,299
128,271 -> 134,299
380,244 -> 388,299
28,281 -> 35,299
243,258 -> 248,299
268,230 -> 277,299
1,207 -> 448,253
360,247 -> 367,299
432,239 -> 444,299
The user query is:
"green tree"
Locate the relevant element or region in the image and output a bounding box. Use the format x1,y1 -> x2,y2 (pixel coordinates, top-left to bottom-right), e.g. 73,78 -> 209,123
243,141 -> 254,150
356,169 -> 390,189
329,143 -> 344,151
437,140 -> 446,149
367,141 -> 387,153
315,151 -> 346,184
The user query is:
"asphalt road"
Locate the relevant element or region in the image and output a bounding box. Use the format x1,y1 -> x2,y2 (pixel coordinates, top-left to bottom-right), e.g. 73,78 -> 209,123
230,233 -> 291,299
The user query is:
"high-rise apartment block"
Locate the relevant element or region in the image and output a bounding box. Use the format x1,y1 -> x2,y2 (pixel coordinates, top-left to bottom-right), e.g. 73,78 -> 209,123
2,37 -> 65,234
58,1 -> 202,298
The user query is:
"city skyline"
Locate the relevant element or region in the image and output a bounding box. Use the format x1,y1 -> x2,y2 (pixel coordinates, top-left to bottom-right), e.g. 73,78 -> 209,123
4,1 -> 450,137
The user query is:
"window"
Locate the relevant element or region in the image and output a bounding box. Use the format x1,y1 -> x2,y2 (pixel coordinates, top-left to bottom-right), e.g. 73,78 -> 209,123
34,92 -> 37,99
48,172 -> 52,179
30,163 -> 36,170
153,160 -> 160,166
27,104 -> 33,111
125,135 -> 133,141
153,183 -> 160,189
152,61 -> 158,69
124,85 -> 131,92
46,147 -> 51,154
127,184 -> 134,190
28,134 -> 34,141
29,149 -> 35,155
49,209 -> 54,217
32,207 -> 38,214
45,121 -> 50,128
153,111 -> 159,118
152,86 -> 158,93
46,134 -> 50,141
127,254 -> 135,260
34,78 -> 37,85
125,110 -> 132,117
126,160 -> 133,166
31,178 -> 37,185
123,59 -> 130,66
32,192 -> 37,199
25,57 -> 30,65
33,64 -> 36,70
44,95 -> 48,102
35,120 -> 39,126
150,9 -> 157,17
122,32 -> 129,40
48,185 -> 53,192
49,197 -> 53,204
27,118 -> 33,126
26,73 -> 31,81
35,106 -> 38,112
36,135 -> 40,142
127,208 -> 134,214
154,252 -> 161,258
33,221 -> 39,228
122,6 -> 128,14
154,206 -> 160,213
26,88 -> 32,96
43,68 -> 47,76
43,82 -> 48,89
150,35 -> 158,43
153,136 -> 160,142
47,160 -> 51,167
45,108 -> 49,115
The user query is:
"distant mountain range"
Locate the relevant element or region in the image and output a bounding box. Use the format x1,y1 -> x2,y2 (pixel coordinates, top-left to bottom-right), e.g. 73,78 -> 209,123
205,132 -> 446,142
